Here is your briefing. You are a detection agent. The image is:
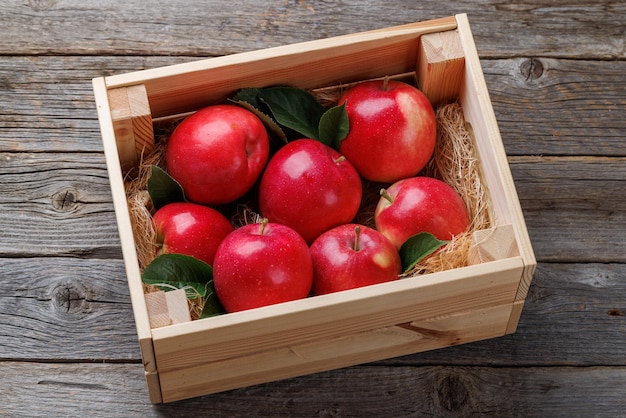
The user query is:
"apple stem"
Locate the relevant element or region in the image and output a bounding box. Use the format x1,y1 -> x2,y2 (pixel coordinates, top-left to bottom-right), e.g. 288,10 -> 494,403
259,218 -> 269,235
382,75 -> 390,91
334,155 -> 346,164
354,225 -> 361,251
380,188 -> 395,203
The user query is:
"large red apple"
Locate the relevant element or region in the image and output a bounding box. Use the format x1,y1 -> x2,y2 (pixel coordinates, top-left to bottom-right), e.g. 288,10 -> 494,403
375,176 -> 470,248
258,139 -> 362,244
165,104 -> 269,205
310,224 -> 401,295
212,220 -> 313,312
337,79 -> 436,183
152,202 -> 234,266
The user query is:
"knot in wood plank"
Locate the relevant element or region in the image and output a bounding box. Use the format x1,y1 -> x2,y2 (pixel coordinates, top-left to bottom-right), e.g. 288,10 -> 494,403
52,282 -> 90,317
28,0 -> 57,12
520,58 -> 544,82
434,369 -> 474,414
51,189 -> 79,212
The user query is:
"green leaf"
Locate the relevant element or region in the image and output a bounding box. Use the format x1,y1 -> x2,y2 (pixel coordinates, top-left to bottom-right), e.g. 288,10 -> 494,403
399,232 -> 449,273
199,280 -> 226,318
231,87 -> 265,110
147,165 -> 185,210
229,88 -> 288,144
142,253 -> 213,299
259,86 -> 325,140
318,102 -> 350,149
231,99 -> 288,144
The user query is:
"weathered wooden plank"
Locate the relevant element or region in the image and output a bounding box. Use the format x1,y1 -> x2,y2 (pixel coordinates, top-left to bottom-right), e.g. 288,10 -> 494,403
0,1 -> 622,415
2,152 -> 623,262
510,156 -> 626,263
0,152 -> 122,258
484,58 -> 626,157
2,1 -> 624,59
0,258 -> 140,360
0,56 -> 182,153
1,56 -> 624,155
1,258 -> 623,366
1,361 -> 625,416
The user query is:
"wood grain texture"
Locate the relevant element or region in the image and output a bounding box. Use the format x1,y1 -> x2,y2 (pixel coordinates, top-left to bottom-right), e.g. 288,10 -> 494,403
0,152 -> 122,258
383,262 -> 626,366
1,260 -> 623,367
0,56 -> 179,153
510,157 -> 626,262
1,57 -> 623,155
0,258 -> 140,360
1,0 -> 625,411
2,153 -> 623,262
484,58 -> 626,156
2,1 -> 624,59
1,361 -> 625,417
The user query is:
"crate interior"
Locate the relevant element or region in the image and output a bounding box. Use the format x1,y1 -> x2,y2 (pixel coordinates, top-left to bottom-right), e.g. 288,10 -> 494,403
93,14 -> 535,403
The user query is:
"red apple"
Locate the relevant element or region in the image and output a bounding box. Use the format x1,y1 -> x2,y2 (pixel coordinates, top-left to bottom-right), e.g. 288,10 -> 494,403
375,176 -> 470,248
212,220 -> 313,312
310,224 -> 401,295
165,104 -> 269,205
152,202 -> 234,266
258,139 -> 362,244
337,79 -> 436,183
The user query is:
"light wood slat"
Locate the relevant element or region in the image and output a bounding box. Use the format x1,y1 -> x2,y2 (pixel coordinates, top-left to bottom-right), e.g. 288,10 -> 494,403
93,76 -> 159,401
102,17 -> 457,119
457,13 -> 536,307
157,302 -> 515,402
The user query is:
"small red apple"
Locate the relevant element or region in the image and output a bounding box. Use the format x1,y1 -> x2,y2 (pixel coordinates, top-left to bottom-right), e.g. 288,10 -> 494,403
152,202 -> 234,266
258,139 -> 362,244
375,176 -> 470,248
165,104 -> 269,206
310,224 -> 401,295
212,220 -> 313,312
337,79 -> 436,183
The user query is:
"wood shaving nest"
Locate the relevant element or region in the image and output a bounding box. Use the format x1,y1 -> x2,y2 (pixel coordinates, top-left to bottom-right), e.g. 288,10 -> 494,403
124,96 -> 492,320
404,101 -> 492,276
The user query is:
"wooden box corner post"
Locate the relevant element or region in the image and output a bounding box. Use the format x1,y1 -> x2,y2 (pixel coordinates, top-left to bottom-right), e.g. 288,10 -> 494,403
145,289 -> 192,329
107,84 -> 155,171
417,29 -> 465,106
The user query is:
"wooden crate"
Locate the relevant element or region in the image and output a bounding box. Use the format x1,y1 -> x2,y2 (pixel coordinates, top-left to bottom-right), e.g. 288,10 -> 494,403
92,14 -> 536,404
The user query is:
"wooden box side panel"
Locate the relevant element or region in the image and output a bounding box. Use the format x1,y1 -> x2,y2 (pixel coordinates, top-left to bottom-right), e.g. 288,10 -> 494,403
151,257 -> 524,373
455,14 -> 537,311
103,17 -> 457,119
158,301 -> 514,403
93,77 -> 161,402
